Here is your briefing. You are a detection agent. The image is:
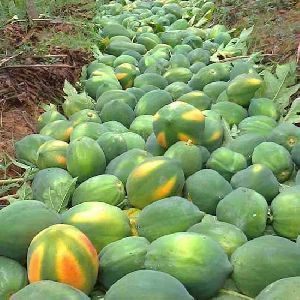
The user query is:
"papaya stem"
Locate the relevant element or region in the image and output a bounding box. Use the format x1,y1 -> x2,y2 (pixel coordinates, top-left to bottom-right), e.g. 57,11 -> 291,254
0,178 -> 24,185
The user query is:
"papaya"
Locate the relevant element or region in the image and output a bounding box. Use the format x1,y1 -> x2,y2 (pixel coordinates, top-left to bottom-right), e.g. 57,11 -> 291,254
15,134 -> 53,166
203,81 -> 229,103
145,133 -> 166,156
127,157 -> 185,209
252,142 -> 294,183
190,62 -> 206,74
40,120 -> 73,142
136,32 -> 161,50
184,169 -> 232,215
0,256 -> 28,299
129,115 -> 153,140
104,270 -> 194,300
102,121 -> 128,133
231,235 -> 300,297
202,40 -> 219,54
164,82 -> 192,100
145,232 -> 232,299
67,137 -> 106,183
216,187 -> 268,238
37,140 -> 68,170
105,149 -> 152,185
271,186 -> 300,239
187,48 -> 210,65
121,132 -> 145,150
37,108 -> 66,132
164,141 -> 203,177
126,87 -> 145,101
62,93 -> 95,117
97,55 -> 116,67
70,122 -> 108,141
268,123 -> 300,151
153,101 -> 205,148
211,102 -> 248,126
291,142 -> 300,167
163,67 -> 193,84
256,277 -> 300,300
177,91 -> 212,111
134,73 -> 168,89
100,100 -> 135,128
188,220 -> 247,256
107,41 -> 147,57
114,63 -> 140,89
69,109 -> 101,127
226,74 -> 263,107
238,116 -> 277,136
113,55 -> 138,67
134,90 -> 173,116
101,23 -> 132,39
230,164 -> 280,203
99,237 -> 150,289
182,35 -> 203,50
248,98 -> 279,120
169,53 -> 190,68
198,146 -> 211,164
137,196 -> 204,242
229,61 -> 257,80
207,147 -> 247,181
173,44 -> 193,55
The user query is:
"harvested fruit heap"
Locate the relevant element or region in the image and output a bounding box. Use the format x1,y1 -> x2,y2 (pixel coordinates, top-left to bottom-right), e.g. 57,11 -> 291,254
2,0 -> 300,299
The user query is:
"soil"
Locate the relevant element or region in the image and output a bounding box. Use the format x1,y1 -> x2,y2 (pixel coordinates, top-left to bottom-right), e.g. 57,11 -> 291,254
0,21 -> 91,179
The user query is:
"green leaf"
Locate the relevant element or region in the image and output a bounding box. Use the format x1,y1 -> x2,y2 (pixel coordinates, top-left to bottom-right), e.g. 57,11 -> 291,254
222,119 -> 234,146
91,45 -> 103,60
282,98 -> 300,124
44,177 -> 77,212
262,61 -> 300,114
63,80 -> 77,96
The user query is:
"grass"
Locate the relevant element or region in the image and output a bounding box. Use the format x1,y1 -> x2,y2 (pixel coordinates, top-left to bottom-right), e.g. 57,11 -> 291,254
214,0 -> 299,62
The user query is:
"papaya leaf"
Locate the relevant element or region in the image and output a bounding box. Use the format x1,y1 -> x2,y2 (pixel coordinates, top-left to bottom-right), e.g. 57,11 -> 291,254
282,98 -> 300,124
44,177 -> 77,213
63,80 -> 77,96
91,44 -> 103,60
221,119 -> 234,146
8,182 -> 33,203
262,61 -> 300,114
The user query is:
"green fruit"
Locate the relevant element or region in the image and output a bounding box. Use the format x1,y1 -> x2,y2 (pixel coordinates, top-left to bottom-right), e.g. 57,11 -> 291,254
226,74 -> 263,107
216,187 -> 268,238
256,277 -> 300,300
187,48 -> 210,65
163,67 -> 192,84
69,109 -> 101,127
15,134 -> 53,166
134,73 -> 168,89
37,140 -> 68,170
0,200 -> 60,263
70,122 -> 108,141
97,55 -> 116,67
104,270 -> 194,300
230,164 -> 280,203
211,102 -> 248,126
188,220 -> 247,256
227,134 -> 265,163
268,123 -> 300,151
129,115 -> 153,140
32,168 -> 76,211
164,82 -> 192,100
164,141 -> 202,177
114,63 -> 139,89
145,133 -> 166,156
62,202 -> 131,252
102,121 -> 128,133
198,146 -> 210,164
107,41 -> 147,57
164,3 -> 183,18
169,54 -> 190,68
248,98 -> 279,120
96,90 -> 137,111
252,142 -> 294,183
100,100 -> 135,128
189,63 -> 231,91
136,32 -> 161,50
101,23 -> 132,39
145,232 -> 232,299
184,169 -> 232,214
238,116 -> 277,136
207,147 -> 247,181
291,142 -> 300,167
231,235 -> 300,297
99,237 -> 150,289
122,50 -> 142,61
229,61 -> 257,80
127,157 -> 185,209
126,87 -> 145,101
202,40 -> 219,54
182,35 -> 203,49
0,256 -> 28,299
97,132 -> 127,163
190,62 -> 206,74
160,30 -> 185,47
271,186 -> 300,239
62,93 -> 95,116
37,109 -> 66,132
40,120 -> 73,142
67,137 -> 106,183
72,174 -> 125,206
153,101 -> 205,148
134,90 -> 172,116
200,110 -> 224,152
113,55 -> 138,67
203,81 -> 229,103
121,132 -> 145,150
177,91 -> 212,111
10,281 -> 90,300
214,31 -> 231,45
137,196 -> 204,242
173,44 -> 193,55
105,149 -> 152,185
209,24 -> 228,39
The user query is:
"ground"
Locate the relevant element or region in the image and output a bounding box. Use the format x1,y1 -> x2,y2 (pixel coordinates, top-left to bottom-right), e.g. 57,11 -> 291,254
0,0 -> 299,183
